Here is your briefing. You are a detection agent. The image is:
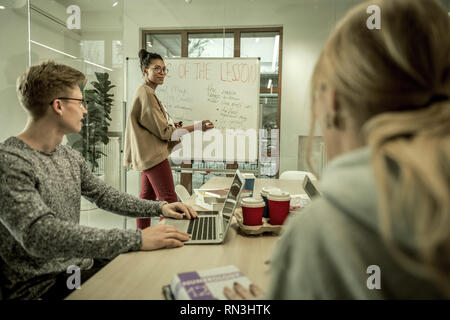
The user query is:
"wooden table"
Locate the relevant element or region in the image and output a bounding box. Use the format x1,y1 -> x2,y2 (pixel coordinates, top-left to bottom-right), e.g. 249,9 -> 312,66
67,177 -> 305,300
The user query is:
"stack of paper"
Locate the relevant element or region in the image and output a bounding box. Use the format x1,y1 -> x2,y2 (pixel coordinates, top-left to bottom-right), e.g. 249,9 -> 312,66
194,189 -> 225,211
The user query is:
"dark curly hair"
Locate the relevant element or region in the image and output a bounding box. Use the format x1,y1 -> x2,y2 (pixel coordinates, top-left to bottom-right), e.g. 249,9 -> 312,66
138,49 -> 163,74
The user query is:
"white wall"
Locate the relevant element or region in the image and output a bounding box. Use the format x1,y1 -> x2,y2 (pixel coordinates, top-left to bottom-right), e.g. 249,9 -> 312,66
0,0 -> 83,142
0,4 -> 29,141
1,0 -> 365,172
123,0 -> 363,174
4,0 -> 125,134
79,6 -> 124,132
29,1 -> 82,69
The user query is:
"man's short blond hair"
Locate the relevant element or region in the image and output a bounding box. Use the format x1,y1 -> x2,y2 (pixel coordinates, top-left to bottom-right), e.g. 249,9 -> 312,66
16,61 -> 86,119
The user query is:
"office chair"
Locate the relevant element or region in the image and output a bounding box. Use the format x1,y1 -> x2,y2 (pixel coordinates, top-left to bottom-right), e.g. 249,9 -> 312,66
175,184 -> 191,203
279,170 -> 317,181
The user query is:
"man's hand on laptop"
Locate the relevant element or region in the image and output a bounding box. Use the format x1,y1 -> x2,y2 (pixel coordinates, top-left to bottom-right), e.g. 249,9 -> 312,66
162,202 -> 198,220
140,224 -> 190,250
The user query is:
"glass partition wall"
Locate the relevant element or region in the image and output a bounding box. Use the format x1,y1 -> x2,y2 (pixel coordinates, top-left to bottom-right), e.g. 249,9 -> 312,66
2,0 -> 401,229
142,27 -> 283,190
27,0 -> 125,229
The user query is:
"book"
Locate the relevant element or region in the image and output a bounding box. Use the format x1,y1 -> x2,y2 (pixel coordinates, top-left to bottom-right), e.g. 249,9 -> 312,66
193,188 -> 252,211
194,188 -> 226,201
193,188 -> 226,211
194,198 -> 224,211
162,265 -> 253,300
241,189 -> 253,197
205,188 -> 253,199
204,189 -> 229,198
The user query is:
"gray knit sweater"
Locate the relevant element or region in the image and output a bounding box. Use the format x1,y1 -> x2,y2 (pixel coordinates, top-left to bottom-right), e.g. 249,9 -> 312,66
0,137 -> 165,299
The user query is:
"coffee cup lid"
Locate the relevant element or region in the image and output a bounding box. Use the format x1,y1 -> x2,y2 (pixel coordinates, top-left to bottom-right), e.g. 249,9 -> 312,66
267,190 -> 291,201
260,187 -> 280,196
240,197 -> 265,208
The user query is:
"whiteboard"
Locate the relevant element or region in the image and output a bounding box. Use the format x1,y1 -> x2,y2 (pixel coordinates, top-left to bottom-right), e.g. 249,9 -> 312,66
126,57 -> 260,162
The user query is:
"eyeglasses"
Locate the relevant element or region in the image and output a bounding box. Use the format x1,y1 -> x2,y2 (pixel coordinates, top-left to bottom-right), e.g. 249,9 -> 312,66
150,65 -> 169,74
50,97 -> 89,107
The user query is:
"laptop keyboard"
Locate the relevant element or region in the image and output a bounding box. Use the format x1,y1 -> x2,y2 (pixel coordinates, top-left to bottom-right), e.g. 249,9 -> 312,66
187,217 -> 216,241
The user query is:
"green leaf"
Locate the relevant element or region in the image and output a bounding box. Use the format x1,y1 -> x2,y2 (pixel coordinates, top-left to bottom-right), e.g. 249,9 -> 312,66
78,69 -> 114,167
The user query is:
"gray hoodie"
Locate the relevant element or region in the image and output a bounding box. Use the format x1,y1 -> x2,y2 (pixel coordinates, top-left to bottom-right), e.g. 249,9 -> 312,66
266,147 -> 444,299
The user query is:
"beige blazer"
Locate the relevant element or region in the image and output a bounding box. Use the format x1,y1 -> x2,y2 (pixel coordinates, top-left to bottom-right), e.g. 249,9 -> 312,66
123,85 -> 179,171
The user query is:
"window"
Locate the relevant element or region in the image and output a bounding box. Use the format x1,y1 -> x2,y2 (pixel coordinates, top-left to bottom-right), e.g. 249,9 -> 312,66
112,40 -> 124,68
145,33 -> 182,58
188,33 -> 234,57
142,27 -> 282,128
81,40 -> 105,75
241,32 -> 280,89
241,31 -> 281,154
141,27 -> 283,182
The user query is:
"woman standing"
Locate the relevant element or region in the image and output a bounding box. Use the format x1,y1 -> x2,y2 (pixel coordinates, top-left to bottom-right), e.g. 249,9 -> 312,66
124,50 -> 214,230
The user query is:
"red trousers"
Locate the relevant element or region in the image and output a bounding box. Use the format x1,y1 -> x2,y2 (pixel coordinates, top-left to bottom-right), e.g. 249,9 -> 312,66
137,159 -> 178,230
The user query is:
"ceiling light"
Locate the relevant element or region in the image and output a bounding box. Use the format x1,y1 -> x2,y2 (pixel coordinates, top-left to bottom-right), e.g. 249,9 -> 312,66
112,1 -> 119,7
84,60 -> 113,72
0,5 -> 5,9
30,40 -> 77,59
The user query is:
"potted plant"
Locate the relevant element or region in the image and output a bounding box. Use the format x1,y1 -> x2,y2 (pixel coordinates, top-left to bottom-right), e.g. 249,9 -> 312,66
68,72 -> 115,173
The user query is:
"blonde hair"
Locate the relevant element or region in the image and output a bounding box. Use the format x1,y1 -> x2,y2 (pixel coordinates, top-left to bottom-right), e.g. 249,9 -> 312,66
16,61 -> 86,119
310,0 -> 450,296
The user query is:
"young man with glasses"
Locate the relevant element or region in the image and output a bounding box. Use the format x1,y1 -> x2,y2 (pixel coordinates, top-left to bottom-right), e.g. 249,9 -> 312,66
0,61 -> 197,300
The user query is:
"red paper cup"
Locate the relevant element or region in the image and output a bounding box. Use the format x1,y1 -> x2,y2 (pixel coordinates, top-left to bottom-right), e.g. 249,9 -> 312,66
260,187 -> 280,218
267,191 -> 291,225
241,198 -> 265,226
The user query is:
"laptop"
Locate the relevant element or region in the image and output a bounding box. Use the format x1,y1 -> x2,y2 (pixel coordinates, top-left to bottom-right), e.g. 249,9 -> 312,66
164,169 -> 245,244
303,175 -> 321,199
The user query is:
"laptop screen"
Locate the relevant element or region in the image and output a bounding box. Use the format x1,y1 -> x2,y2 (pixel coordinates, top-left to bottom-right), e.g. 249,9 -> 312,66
303,175 -> 320,199
221,170 -> 245,231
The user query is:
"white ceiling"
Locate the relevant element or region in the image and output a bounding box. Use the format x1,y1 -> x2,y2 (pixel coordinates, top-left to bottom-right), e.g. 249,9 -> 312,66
52,0 -> 368,13
54,0 -> 122,12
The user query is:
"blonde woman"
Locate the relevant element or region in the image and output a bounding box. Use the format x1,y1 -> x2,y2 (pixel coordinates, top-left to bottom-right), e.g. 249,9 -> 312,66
225,0 -> 450,299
